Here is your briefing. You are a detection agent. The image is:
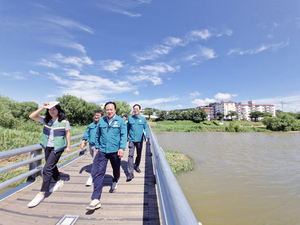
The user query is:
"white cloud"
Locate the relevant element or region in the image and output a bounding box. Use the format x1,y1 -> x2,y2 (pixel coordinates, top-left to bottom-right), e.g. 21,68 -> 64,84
128,75 -> 162,85
214,93 -> 237,100
97,0 -> 150,17
13,75 -> 26,80
199,46 -> 218,59
129,96 -> 179,107
29,70 -> 39,75
163,37 -> 183,46
54,53 -> 93,68
134,27 -> 231,62
188,29 -> 211,41
45,16 -> 94,34
190,91 -> 201,98
1,72 -> 26,80
228,40 -> 289,55
47,70 -> 134,102
39,59 -> 59,68
129,63 -> 180,85
136,63 -> 179,75
134,91 -> 139,95
186,54 -> 197,61
186,46 -> 217,63
191,98 -> 216,106
134,45 -> 172,61
100,60 -> 124,72
178,104 -> 182,108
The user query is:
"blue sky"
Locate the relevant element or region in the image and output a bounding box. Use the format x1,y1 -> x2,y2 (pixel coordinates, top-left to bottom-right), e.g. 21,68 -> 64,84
1,0 -> 300,112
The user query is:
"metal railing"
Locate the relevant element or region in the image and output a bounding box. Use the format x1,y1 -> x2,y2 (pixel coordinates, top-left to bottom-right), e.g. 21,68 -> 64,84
0,134 -> 85,190
1,129 -> 200,225
149,127 -> 200,225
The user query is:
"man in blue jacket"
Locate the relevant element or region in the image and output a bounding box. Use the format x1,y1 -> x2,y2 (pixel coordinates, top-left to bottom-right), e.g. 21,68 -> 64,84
86,102 -> 127,211
126,104 -> 149,181
80,110 -> 104,186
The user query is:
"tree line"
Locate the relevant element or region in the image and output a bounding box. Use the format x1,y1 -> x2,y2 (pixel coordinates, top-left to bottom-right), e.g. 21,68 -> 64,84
0,94 -> 132,128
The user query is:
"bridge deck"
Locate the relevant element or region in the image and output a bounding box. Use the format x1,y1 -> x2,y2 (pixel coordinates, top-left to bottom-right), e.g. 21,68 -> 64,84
0,142 -> 160,225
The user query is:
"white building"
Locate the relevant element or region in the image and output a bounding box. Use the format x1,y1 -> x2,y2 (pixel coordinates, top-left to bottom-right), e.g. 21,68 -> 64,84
210,100 -> 276,120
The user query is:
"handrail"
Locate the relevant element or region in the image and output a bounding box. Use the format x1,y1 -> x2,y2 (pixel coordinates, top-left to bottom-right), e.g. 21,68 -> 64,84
0,134 -> 85,190
0,134 -> 84,159
149,126 -> 199,225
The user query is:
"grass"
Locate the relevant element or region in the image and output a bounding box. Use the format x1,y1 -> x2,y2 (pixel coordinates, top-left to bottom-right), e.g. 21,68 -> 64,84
164,150 -> 194,175
151,120 -> 269,132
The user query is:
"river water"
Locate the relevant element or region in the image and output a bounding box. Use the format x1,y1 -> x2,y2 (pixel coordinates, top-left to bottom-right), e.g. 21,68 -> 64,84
154,131 -> 300,225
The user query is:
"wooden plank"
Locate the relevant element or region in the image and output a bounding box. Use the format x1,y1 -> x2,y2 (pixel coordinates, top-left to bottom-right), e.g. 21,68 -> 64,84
0,142 -> 161,225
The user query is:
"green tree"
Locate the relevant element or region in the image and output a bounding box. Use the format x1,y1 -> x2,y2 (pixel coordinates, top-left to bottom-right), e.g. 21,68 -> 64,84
263,112 -> 272,118
0,95 -> 38,128
198,109 -> 207,121
226,111 -> 238,120
217,112 -> 224,120
57,95 -> 102,125
262,111 -> 300,131
9,101 -> 38,121
181,111 -> 191,120
144,108 -> 153,119
115,101 -> 131,117
249,111 -> 264,122
157,110 -> 167,121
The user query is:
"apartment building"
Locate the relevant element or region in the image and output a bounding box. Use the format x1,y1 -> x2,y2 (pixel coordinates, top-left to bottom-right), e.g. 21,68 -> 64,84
210,100 -> 275,120
196,106 -> 212,120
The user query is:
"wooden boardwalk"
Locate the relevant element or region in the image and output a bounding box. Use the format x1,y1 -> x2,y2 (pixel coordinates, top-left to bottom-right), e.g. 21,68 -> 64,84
0,142 -> 161,225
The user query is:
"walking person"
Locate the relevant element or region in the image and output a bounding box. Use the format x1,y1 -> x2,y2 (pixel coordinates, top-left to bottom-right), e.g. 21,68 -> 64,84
126,104 -> 149,181
86,101 -> 127,210
27,102 -> 71,208
122,113 -> 128,125
80,110 -> 104,186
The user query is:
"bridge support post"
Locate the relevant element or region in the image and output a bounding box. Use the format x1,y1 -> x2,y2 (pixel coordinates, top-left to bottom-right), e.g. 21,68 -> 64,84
27,149 -> 42,181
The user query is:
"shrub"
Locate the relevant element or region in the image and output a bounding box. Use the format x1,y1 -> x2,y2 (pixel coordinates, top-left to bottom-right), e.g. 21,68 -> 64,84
203,121 -> 211,125
192,117 -> 201,123
164,150 -> 194,175
212,120 -> 220,126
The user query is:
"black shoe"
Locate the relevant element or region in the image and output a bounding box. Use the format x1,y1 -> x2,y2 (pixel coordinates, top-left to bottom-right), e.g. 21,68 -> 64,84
135,166 -> 141,173
126,174 -> 134,182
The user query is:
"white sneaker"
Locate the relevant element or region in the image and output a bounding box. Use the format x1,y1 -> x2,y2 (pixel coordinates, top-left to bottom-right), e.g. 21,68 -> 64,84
28,194 -> 45,208
86,176 -> 93,186
110,182 -> 117,193
86,199 -> 101,210
49,180 -> 64,192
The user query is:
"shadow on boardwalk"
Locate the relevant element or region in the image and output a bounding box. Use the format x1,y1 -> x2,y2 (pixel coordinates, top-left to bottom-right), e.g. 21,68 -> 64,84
0,142 -> 160,225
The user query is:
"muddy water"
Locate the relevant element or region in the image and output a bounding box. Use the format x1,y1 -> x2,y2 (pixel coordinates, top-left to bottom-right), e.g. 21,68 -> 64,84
154,132 -> 300,225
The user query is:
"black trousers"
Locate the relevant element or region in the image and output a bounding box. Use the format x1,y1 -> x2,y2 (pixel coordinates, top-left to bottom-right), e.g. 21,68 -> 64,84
127,141 -> 143,175
40,147 -> 63,192
91,151 -> 120,200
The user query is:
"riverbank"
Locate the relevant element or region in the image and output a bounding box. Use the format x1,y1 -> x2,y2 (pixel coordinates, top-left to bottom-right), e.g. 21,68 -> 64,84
150,120 -> 270,132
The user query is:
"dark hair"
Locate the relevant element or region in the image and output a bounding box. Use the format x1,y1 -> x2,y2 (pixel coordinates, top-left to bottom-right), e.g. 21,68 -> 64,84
133,104 -> 141,109
105,101 -> 116,110
44,104 -> 66,123
95,110 -> 104,116
122,114 -> 127,118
